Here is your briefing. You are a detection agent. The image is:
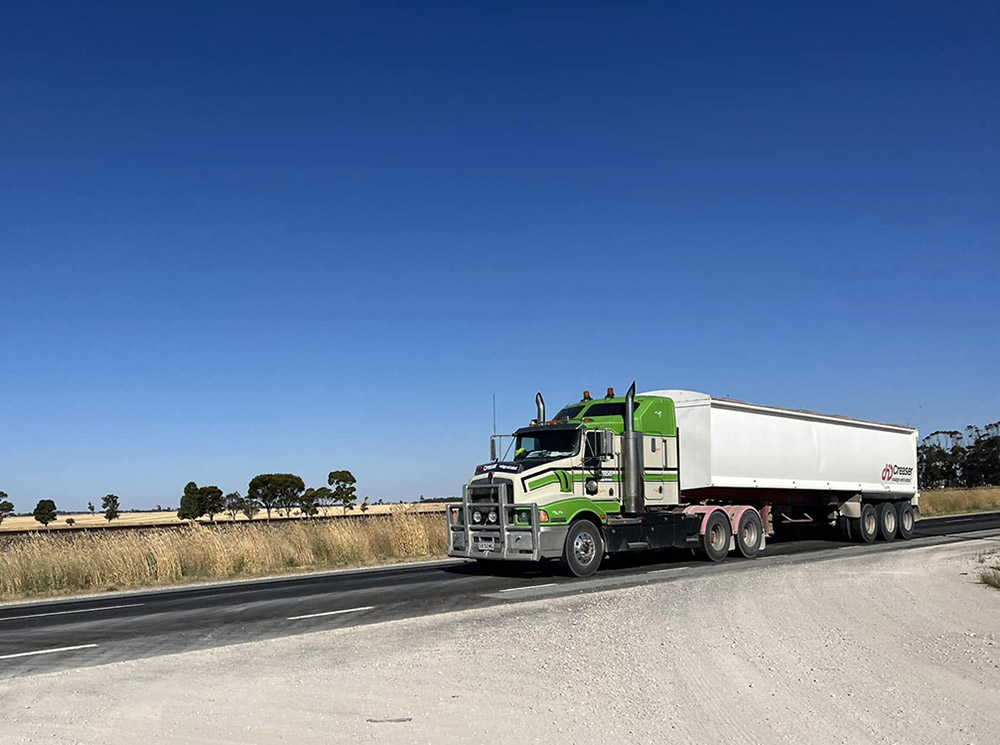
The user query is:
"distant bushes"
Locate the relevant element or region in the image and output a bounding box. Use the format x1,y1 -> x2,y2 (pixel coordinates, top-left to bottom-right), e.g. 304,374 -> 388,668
0,512 -> 447,600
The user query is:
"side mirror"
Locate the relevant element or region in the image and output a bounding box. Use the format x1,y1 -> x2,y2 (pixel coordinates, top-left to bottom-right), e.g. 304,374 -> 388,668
586,430 -> 614,461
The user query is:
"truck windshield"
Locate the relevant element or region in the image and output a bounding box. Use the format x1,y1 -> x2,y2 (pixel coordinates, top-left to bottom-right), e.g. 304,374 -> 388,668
514,429 -> 580,463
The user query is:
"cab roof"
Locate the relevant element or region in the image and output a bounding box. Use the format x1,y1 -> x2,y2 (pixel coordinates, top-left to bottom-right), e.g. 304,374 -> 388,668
550,394 -> 677,437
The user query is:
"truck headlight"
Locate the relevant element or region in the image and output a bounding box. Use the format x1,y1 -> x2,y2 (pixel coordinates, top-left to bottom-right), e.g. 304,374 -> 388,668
472,510 -> 484,524
487,509 -> 498,524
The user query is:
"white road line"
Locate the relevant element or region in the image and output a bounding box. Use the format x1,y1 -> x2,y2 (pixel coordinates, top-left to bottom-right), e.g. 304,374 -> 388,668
646,567 -> 686,575
0,644 -> 99,661
287,606 -> 374,621
498,583 -> 557,593
0,603 -> 144,623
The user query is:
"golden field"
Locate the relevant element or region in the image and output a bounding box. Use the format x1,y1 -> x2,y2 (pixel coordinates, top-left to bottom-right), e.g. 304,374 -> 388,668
0,501 -> 447,532
917,487 -> 1000,517
0,513 -> 448,601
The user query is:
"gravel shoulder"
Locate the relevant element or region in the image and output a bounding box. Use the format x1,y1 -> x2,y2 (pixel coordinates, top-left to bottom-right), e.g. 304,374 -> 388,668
1,540 -> 998,745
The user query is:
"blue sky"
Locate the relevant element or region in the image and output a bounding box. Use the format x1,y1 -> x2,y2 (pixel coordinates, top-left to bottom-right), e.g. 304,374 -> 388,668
2,2 -> 998,511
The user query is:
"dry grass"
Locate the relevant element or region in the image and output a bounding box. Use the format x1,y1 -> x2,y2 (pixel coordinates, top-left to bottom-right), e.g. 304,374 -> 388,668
0,502 -> 448,532
918,487 -> 1000,517
978,550 -> 1000,591
0,513 -> 448,601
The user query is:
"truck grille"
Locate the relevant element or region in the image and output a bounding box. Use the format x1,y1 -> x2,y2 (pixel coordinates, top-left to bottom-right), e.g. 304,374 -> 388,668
467,478 -> 512,504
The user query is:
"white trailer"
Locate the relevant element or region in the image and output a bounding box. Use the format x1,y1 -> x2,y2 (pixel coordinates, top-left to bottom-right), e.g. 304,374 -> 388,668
644,389 -> 919,499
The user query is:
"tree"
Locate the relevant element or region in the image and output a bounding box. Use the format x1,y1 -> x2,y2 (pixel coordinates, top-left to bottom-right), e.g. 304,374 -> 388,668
33,499 -> 57,527
101,494 -> 121,522
178,481 -> 204,522
248,474 -> 305,522
241,496 -> 260,522
87,501 -> 95,514
328,470 -> 357,514
225,492 -> 243,522
65,517 -> 76,526
200,486 -> 225,522
0,492 -> 14,527
360,496 -> 369,514
298,490 -> 320,518
307,486 -> 335,516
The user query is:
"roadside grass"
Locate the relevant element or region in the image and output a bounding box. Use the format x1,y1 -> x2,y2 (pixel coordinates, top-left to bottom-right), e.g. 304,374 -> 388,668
977,550 -> 1000,590
918,487 -> 1000,517
0,514 -> 448,602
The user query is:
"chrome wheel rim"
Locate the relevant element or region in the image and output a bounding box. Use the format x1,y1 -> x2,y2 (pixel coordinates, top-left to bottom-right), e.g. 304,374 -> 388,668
742,520 -> 759,550
574,531 -> 596,565
902,510 -> 913,532
884,511 -> 896,534
709,523 -> 727,552
864,513 -> 876,536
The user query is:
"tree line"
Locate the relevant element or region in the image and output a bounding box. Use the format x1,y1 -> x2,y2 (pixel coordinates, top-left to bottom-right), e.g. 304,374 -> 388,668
175,470 -> 365,522
918,421 -> 1000,489
0,492 -> 120,528
0,468 -> 369,529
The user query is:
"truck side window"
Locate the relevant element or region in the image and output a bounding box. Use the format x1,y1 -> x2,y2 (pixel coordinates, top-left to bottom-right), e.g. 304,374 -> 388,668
554,405 -> 585,420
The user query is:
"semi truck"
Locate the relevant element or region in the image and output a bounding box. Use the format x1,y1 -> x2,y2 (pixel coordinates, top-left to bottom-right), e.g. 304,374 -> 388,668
447,383 -> 919,576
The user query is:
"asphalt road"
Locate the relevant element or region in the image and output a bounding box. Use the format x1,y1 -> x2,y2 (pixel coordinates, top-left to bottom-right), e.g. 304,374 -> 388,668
2,512 -> 999,679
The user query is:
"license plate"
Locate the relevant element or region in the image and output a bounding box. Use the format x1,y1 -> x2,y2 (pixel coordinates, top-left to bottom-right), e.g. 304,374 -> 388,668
476,538 -> 496,552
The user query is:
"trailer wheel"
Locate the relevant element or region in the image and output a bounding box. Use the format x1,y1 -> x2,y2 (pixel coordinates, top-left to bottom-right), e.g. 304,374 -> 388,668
836,515 -> 853,542
895,502 -> 915,540
561,520 -> 604,577
735,510 -> 763,558
852,503 -> 877,543
698,511 -> 731,562
876,502 -> 897,542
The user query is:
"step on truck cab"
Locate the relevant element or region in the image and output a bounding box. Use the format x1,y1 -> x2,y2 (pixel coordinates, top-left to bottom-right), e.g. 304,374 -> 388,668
447,383 -> 919,576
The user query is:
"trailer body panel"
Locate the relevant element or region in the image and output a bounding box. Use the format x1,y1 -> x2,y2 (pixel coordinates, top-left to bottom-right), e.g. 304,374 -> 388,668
641,390 -> 918,499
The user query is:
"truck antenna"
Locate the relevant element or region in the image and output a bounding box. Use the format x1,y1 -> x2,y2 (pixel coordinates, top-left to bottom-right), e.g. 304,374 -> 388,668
492,393 -> 497,436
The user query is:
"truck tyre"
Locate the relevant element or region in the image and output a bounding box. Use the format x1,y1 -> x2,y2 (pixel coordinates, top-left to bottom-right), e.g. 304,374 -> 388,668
852,503 -> 877,544
698,510 -> 731,562
895,502 -> 915,540
876,502 -> 897,542
836,515 -> 853,542
561,520 -> 604,577
735,510 -> 763,558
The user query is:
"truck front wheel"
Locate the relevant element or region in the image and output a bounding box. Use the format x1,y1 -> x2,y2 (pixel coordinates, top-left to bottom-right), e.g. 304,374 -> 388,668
561,520 -> 604,577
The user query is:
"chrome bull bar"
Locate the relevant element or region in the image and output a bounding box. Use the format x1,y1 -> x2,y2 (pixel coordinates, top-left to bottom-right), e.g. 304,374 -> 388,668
447,482 -> 542,561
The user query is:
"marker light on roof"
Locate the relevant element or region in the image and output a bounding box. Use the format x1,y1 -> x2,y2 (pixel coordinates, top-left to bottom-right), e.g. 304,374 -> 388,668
607,387 -> 615,398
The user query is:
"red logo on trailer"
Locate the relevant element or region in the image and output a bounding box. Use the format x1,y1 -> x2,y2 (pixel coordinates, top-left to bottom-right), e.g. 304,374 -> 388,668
881,464 -> 893,481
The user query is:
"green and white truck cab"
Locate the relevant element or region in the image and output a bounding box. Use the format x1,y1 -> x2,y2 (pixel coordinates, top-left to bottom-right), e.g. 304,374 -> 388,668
448,383 -> 706,576
448,382 -> 919,576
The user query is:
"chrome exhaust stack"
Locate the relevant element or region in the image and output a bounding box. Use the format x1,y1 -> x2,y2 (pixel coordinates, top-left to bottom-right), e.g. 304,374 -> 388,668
535,392 -> 545,424
621,381 -> 645,515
